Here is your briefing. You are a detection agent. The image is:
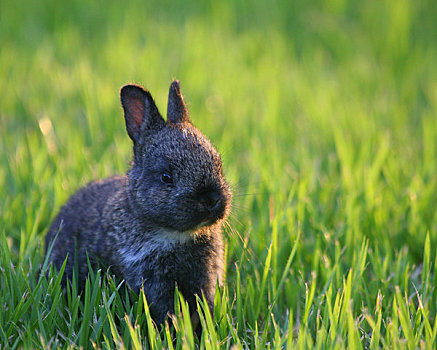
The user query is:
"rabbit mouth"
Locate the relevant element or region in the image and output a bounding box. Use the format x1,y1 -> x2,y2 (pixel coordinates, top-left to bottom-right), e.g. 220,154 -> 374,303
194,216 -> 218,229
191,209 -> 225,229
192,219 -> 213,230
159,213 -> 217,232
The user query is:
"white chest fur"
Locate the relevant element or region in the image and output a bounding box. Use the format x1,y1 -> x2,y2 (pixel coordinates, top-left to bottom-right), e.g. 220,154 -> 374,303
118,229 -> 194,267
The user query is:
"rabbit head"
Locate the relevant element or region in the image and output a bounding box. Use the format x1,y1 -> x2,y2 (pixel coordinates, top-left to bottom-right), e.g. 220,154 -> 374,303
120,81 -> 232,232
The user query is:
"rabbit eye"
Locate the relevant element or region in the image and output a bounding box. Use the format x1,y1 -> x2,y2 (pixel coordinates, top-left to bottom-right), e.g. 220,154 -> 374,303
161,171 -> 173,184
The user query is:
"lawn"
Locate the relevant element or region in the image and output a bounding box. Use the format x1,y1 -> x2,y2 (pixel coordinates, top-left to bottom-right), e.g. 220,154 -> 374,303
1,0 -> 437,348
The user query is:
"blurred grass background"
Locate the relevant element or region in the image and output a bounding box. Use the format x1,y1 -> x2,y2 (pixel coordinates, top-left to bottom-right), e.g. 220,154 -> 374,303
1,0 -> 437,348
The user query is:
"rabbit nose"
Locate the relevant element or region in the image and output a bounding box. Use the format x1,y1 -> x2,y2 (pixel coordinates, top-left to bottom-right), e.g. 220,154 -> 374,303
199,190 -> 221,211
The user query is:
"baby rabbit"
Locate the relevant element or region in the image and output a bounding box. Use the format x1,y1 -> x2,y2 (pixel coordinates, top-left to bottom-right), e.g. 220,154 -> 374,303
45,80 -> 232,325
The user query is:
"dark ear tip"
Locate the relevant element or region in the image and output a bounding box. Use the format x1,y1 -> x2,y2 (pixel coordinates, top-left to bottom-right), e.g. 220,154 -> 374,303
120,84 -> 148,100
170,80 -> 181,93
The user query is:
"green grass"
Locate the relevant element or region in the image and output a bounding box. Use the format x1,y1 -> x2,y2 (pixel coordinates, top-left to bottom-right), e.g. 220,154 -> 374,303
1,0 -> 437,348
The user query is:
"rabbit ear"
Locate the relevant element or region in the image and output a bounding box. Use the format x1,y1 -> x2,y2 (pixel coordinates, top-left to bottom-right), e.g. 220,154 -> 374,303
167,80 -> 190,124
120,85 -> 164,143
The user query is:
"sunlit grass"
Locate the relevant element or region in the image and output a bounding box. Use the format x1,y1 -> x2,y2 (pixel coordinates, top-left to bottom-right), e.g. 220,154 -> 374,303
1,0 -> 437,348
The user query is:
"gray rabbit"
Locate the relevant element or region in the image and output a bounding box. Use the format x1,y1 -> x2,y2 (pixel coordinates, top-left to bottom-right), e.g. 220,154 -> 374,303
45,80 -> 232,324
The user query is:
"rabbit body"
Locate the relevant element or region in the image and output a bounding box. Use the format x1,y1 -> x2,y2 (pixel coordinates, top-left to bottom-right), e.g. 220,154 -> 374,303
45,81 -> 231,324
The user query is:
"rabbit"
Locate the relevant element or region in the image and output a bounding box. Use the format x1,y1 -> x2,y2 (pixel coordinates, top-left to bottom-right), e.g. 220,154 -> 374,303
45,80 -> 232,325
